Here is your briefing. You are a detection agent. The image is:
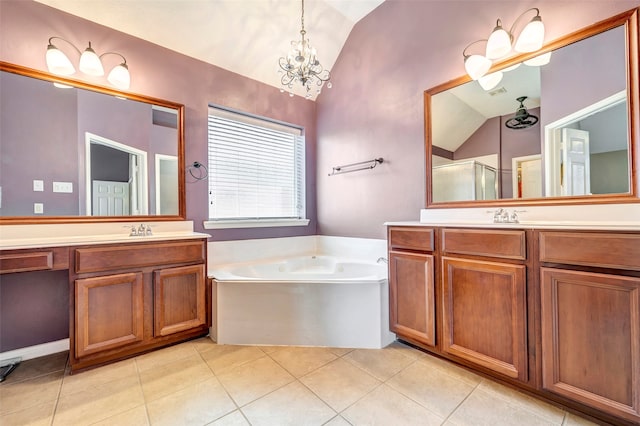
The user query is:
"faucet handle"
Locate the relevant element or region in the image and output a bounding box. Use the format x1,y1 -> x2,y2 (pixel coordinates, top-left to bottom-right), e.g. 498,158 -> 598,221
145,224 -> 153,236
124,225 -> 137,236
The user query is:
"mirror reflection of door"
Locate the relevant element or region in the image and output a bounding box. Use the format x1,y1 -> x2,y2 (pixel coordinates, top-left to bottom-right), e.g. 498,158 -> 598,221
85,133 -> 148,216
512,155 -> 542,198
155,154 -> 178,215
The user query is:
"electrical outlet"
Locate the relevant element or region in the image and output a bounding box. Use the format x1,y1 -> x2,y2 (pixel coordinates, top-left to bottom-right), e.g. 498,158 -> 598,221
52,182 -> 73,193
33,180 -> 44,192
34,203 -> 44,214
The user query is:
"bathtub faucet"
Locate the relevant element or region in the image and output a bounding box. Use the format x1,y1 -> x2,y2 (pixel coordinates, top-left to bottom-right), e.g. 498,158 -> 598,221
377,257 -> 388,264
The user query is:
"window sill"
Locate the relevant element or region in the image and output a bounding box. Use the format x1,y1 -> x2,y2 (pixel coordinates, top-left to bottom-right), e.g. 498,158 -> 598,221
203,219 -> 310,229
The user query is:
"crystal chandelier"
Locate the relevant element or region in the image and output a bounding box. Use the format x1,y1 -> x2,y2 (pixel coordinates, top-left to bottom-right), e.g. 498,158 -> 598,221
278,0 -> 331,98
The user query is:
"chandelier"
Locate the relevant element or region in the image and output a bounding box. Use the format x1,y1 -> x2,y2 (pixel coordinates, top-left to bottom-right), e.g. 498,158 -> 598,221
278,0 -> 331,98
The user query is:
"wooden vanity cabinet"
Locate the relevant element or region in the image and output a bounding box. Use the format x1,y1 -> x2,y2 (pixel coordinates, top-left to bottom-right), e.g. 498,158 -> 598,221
441,228 -> 529,382
388,227 -> 436,348
70,239 -> 208,372
539,231 -> 640,423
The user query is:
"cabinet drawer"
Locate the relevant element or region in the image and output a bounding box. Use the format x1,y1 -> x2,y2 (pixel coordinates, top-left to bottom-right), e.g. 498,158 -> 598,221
442,229 -> 526,260
389,227 -> 434,252
0,247 -> 69,274
75,240 -> 206,274
540,232 -> 640,271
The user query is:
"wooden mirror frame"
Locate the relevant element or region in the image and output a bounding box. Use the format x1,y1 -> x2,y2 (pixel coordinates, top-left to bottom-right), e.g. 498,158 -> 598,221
424,8 -> 639,209
0,61 -> 186,224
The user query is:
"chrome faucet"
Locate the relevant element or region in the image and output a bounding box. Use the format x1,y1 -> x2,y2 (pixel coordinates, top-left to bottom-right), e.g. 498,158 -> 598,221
137,224 -> 146,235
488,208 -> 525,224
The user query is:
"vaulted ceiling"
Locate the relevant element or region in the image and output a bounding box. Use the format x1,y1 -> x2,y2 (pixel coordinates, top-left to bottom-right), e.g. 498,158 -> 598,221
35,0 -> 385,100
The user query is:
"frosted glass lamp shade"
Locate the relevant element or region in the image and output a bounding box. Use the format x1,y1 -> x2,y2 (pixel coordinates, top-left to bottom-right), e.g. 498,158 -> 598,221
464,54 -> 492,80
478,71 -> 504,91
515,15 -> 545,52
107,63 -> 130,90
486,22 -> 512,59
79,44 -> 104,76
46,45 -> 75,75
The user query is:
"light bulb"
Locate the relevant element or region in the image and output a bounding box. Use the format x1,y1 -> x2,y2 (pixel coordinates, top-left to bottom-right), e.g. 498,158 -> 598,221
515,15 -> 545,53
486,20 -> 512,59
46,45 -> 75,75
107,63 -> 130,90
464,54 -> 492,80
478,71 -> 503,91
79,42 -> 104,76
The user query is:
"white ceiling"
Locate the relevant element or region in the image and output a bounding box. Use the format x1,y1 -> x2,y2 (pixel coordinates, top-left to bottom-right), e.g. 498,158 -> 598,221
35,0 -> 385,100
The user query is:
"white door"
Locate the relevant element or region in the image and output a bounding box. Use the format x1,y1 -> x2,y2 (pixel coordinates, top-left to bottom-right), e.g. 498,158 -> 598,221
512,155 -> 542,199
92,180 -> 130,216
561,128 -> 590,196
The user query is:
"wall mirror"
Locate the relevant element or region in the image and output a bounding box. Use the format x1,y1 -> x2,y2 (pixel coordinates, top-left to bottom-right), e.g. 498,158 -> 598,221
425,8 -> 639,207
0,62 -> 186,223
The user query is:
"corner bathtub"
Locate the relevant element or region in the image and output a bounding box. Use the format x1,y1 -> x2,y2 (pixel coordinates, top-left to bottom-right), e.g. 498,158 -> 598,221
210,255 -> 396,349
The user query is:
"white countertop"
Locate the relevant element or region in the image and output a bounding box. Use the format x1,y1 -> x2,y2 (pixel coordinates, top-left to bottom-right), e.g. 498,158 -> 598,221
385,220 -> 640,231
0,221 -> 210,250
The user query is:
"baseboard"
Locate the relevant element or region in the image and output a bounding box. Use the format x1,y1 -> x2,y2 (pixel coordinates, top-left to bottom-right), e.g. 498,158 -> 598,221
0,339 -> 69,362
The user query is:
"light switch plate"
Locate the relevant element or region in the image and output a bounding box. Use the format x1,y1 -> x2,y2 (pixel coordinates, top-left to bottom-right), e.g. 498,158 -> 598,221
33,180 -> 44,192
52,182 -> 73,193
34,203 -> 44,214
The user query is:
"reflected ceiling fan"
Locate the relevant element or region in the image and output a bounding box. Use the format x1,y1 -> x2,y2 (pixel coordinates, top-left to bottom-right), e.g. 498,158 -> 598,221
505,96 -> 539,129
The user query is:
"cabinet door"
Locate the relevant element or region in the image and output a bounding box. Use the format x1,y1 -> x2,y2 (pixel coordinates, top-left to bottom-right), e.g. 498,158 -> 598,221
389,251 -> 436,347
541,268 -> 640,423
75,272 -> 144,358
154,264 -> 206,336
442,257 -> 527,381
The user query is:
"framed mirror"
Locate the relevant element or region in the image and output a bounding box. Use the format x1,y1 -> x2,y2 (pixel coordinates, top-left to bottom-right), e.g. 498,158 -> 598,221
425,8 -> 639,208
0,61 -> 186,223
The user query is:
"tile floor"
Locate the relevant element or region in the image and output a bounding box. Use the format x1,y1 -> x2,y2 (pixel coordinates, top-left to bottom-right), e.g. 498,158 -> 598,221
0,338 -> 600,426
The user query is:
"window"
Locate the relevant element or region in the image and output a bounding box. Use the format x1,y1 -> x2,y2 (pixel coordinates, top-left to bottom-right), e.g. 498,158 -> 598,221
205,106 -> 308,229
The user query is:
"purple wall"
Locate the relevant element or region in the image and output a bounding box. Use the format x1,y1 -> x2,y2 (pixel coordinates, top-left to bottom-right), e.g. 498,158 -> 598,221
0,0 -> 318,240
316,0 -> 639,238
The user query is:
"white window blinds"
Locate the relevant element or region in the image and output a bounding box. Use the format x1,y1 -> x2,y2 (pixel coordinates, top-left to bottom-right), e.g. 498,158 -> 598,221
207,106 -> 305,222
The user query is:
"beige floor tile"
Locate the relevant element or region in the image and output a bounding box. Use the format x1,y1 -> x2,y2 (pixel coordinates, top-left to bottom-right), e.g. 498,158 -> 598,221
201,344 -> 266,374
343,347 -> 414,381
0,370 -> 63,416
1,351 -> 67,384
478,379 -> 565,424
417,353 -> 483,386
53,375 -> 144,425
146,377 -> 236,426
387,340 -> 425,360
135,342 -> 199,372
342,384 -> 443,426
241,380 -> 336,425
209,410 -> 250,425
139,352 -> 214,402
268,346 -> 337,377
328,347 -> 354,357
322,415 -> 352,425
387,359 -> 476,418
216,356 -> 294,407
191,336 -> 218,353
447,388 -> 556,426
91,405 -> 149,426
60,358 -> 138,397
255,346 -> 281,354
0,399 -> 55,426
562,412 -> 601,426
300,358 -> 380,412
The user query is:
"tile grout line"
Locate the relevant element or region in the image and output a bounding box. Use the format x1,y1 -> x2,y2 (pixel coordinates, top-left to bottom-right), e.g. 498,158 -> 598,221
48,353 -> 68,426
438,378 -> 482,425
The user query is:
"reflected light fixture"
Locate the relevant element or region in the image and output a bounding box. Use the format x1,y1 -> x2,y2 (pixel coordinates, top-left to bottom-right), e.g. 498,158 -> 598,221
463,8 -> 546,81
524,51 -> 552,66
478,71 -> 503,91
45,37 -> 131,90
505,96 -> 539,129
278,0 -> 331,98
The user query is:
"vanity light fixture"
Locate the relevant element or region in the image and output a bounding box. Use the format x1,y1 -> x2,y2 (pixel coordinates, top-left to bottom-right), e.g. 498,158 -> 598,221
278,0 -> 331,98
45,37 -> 130,90
463,8 -> 545,81
478,70 -> 504,91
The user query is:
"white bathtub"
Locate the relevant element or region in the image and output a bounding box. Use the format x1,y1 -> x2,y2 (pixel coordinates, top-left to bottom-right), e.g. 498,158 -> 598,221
209,236 -> 396,349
